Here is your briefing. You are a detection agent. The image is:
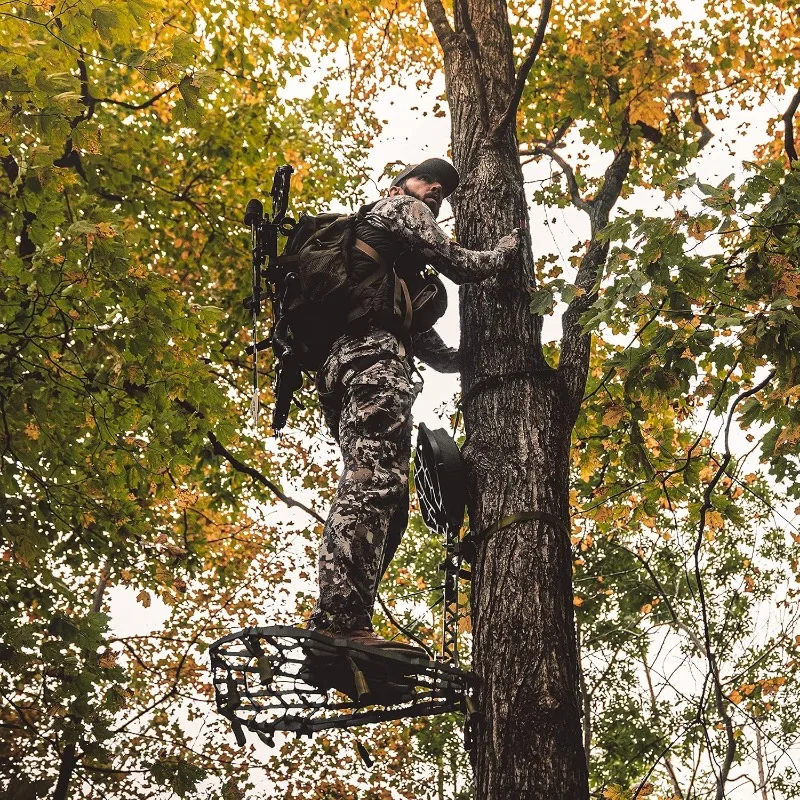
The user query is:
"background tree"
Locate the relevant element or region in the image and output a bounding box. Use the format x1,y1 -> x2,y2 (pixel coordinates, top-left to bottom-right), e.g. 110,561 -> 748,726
2,0 -> 800,798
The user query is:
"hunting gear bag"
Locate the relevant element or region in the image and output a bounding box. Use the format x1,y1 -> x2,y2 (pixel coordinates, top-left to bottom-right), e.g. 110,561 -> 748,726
274,212 -> 360,371
245,168 -> 395,432
245,166 -> 446,432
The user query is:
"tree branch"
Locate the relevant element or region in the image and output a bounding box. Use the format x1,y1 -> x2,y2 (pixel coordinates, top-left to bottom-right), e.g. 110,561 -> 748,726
557,148 -> 631,414
519,118 -> 573,159
576,616 -> 592,768
642,646 -> 684,798
376,592 -> 434,658
530,146 -> 591,213
422,0 -> 456,49
90,83 -> 178,111
491,0 -> 552,141
207,431 -> 325,525
591,148 -> 632,229
782,87 -> 800,165
693,372 -> 774,800
668,90 -> 713,152
455,0 -> 490,130
634,119 -> 663,145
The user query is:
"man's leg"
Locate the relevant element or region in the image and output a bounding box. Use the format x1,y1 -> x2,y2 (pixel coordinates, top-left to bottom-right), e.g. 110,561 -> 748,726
311,353 -> 413,632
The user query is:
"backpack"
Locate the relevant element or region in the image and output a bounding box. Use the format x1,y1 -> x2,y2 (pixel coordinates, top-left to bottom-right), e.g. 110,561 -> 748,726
274,211 -> 388,370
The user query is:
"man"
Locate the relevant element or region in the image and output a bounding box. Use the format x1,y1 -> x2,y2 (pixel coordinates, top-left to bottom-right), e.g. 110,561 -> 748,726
308,157 -> 519,654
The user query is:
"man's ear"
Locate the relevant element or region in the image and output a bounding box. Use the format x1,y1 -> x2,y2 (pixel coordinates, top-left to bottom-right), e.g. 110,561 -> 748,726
388,185 -> 402,197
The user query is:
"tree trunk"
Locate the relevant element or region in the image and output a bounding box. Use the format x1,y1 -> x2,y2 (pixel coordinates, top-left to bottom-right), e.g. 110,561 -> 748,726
52,743 -> 78,800
51,559 -> 112,800
431,1 -> 590,796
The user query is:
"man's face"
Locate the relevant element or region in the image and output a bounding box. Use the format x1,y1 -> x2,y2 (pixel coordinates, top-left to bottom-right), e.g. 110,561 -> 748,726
395,173 -> 443,218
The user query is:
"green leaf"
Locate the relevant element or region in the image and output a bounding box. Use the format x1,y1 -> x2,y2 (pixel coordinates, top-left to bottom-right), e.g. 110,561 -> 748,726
529,287 -> 555,316
172,34 -> 200,67
91,6 -> 124,43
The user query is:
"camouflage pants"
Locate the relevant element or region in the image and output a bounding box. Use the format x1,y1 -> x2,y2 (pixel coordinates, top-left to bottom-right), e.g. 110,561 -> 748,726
310,329 -> 415,631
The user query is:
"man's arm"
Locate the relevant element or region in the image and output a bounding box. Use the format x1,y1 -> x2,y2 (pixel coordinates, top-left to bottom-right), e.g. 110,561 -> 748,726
413,328 -> 460,373
366,196 -> 519,284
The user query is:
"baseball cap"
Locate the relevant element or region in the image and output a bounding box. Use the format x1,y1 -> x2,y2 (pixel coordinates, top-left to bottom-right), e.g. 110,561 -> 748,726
390,157 -> 460,198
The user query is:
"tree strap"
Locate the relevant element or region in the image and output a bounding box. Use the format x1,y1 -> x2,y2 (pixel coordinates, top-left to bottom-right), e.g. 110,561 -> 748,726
457,367 -> 555,409
461,510 -> 570,562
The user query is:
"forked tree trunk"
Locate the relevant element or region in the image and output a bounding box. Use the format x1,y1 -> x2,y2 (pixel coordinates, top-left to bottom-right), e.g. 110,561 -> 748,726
425,1 -> 591,796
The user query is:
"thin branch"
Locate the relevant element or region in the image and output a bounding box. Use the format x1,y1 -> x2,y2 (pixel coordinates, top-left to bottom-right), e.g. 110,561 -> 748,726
782,87 -> 800,165
491,0 -> 552,141
207,431 -> 325,525
608,540 -> 703,655
90,84 -> 178,111
642,646 -> 684,798
693,371 -> 775,800
546,116 -> 574,149
755,723 -> 769,800
376,592 -> 434,658
530,147 -> 591,213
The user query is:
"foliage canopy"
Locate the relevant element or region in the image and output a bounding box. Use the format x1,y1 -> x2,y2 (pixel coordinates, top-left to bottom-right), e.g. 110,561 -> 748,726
1,0 -> 799,797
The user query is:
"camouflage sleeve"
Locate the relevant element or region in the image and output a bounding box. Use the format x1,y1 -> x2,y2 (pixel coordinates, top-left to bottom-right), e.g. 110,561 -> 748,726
412,327 -> 460,373
366,196 -> 517,284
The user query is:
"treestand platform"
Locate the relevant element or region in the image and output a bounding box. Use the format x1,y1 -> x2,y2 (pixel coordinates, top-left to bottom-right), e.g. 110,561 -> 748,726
210,625 -> 473,744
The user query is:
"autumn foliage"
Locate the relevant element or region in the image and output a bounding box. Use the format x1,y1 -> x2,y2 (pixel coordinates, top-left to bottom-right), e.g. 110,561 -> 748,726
2,0 -> 800,798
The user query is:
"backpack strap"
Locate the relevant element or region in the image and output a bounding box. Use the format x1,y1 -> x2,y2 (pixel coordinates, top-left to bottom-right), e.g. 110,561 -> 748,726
353,238 -> 388,271
394,276 -> 413,335
353,238 -> 413,335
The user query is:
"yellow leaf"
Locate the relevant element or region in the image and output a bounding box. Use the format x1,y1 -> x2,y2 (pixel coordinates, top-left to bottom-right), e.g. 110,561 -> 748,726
573,596 -> 585,607
706,510 -> 724,531
729,689 -> 743,704
136,589 -> 151,608
24,422 -> 40,440
602,785 -> 628,800
98,651 -> 117,669
699,465 -> 716,482
175,488 -> 199,509
602,404 -> 626,428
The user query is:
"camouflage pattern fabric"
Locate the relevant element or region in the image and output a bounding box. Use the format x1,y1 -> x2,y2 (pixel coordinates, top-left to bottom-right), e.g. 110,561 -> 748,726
366,195 -> 519,284
310,329 -> 416,631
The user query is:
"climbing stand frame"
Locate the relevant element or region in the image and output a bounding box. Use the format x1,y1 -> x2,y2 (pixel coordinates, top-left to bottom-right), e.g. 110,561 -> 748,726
209,424 -> 477,751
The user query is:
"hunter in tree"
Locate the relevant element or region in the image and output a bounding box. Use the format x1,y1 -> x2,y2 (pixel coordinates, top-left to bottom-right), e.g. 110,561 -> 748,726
306,157 -> 520,652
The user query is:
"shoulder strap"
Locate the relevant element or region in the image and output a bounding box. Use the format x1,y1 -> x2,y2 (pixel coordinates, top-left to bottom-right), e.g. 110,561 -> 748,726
353,238 -> 388,271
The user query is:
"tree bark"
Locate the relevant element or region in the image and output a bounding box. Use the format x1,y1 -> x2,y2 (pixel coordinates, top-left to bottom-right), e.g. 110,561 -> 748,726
429,1 -> 590,796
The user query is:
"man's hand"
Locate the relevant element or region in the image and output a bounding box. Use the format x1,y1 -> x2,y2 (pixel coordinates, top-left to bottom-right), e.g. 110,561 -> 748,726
496,228 -> 521,263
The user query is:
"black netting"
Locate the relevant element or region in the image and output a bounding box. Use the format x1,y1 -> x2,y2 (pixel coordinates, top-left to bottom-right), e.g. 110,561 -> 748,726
299,246 -> 349,301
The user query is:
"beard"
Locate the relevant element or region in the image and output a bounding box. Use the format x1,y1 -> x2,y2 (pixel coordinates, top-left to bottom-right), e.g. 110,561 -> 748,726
402,186 -> 441,218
